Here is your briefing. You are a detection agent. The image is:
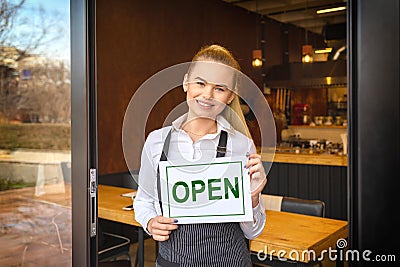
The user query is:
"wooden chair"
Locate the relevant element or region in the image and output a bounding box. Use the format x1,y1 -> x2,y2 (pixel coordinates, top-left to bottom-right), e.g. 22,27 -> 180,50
260,194 -> 325,217
98,230 -> 131,267
281,196 -> 325,217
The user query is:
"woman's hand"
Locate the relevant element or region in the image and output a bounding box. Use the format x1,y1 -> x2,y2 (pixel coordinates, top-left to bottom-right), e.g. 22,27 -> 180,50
246,154 -> 267,208
147,216 -> 179,241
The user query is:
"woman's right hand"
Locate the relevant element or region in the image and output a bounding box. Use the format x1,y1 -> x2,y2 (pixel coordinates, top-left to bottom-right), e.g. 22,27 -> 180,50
147,216 -> 179,241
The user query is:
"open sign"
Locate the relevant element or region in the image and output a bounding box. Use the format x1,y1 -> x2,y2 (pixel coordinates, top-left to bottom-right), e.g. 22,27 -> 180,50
159,156 -> 253,224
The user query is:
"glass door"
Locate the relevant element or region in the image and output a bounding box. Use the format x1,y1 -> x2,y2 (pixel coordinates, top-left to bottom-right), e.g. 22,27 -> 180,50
71,0 -> 98,266
0,0 -> 72,266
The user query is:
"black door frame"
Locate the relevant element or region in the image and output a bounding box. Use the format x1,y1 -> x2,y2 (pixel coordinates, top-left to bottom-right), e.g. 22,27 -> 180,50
348,0 -> 399,265
71,0 -> 98,266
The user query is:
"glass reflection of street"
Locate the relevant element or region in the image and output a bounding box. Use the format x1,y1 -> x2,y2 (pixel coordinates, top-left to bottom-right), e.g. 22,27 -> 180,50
0,184 -> 71,266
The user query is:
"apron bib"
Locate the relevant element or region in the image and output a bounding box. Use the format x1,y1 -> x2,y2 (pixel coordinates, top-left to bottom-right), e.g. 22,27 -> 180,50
156,130 -> 252,267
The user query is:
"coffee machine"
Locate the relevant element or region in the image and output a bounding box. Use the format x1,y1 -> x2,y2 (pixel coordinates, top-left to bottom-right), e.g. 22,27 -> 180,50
293,103 -> 311,125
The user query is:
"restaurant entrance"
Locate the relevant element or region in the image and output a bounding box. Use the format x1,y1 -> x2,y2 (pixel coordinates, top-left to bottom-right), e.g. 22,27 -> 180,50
69,0 -> 399,266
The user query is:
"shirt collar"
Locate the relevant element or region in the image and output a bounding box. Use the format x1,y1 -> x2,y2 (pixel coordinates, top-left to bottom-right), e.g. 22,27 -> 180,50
171,113 -> 235,135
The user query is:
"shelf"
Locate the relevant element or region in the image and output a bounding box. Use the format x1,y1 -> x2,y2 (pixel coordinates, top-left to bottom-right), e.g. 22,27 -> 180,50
262,151 -> 348,167
288,125 -> 347,129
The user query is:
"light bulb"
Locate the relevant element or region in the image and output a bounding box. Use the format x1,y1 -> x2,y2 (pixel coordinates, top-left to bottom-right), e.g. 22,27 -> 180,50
252,58 -> 263,68
302,54 -> 313,63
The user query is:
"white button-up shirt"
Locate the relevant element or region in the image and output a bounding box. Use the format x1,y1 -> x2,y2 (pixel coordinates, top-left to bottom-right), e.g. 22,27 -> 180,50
133,114 -> 266,239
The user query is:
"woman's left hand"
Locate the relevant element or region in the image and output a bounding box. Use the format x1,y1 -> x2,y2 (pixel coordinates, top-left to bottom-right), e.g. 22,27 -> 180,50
246,154 -> 267,208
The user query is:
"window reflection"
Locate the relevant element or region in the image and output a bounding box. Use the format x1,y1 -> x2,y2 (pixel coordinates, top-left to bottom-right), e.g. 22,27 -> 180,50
0,0 -> 71,266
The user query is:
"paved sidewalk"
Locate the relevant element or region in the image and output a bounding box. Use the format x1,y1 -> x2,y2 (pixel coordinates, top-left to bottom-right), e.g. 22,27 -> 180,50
0,185 -> 72,266
0,149 -> 71,164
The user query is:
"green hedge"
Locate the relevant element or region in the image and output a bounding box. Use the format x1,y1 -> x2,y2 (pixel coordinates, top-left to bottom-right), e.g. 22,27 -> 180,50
0,123 -> 71,150
0,177 -> 35,191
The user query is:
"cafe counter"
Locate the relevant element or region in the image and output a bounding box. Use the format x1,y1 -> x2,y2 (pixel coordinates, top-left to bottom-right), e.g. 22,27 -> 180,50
262,151 -> 348,167
258,148 -> 348,220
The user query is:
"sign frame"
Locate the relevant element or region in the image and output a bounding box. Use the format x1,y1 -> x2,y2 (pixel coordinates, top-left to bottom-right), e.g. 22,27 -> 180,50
159,156 -> 253,224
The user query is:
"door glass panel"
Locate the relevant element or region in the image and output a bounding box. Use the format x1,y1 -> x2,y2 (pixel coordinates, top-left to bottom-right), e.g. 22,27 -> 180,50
0,0 -> 71,266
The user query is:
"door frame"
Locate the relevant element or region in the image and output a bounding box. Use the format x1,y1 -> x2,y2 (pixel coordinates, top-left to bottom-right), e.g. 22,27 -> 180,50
71,0 -> 98,266
348,0 -> 399,263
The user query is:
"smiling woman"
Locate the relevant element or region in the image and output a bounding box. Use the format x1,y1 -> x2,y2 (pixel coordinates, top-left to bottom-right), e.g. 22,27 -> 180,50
133,44 -> 267,267
183,45 -> 250,141
183,66 -> 235,140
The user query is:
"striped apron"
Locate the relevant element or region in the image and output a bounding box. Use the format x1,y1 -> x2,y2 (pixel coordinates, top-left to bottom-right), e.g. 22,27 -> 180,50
156,130 -> 252,267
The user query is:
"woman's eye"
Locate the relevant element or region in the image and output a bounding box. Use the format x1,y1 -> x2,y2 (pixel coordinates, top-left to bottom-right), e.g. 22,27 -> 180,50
215,87 -> 225,92
196,81 -> 205,87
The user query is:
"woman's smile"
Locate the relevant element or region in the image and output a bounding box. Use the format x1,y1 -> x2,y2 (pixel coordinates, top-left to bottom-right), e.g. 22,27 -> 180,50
196,99 -> 215,108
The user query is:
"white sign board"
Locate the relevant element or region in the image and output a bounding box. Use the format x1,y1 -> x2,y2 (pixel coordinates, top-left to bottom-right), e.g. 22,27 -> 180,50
159,156 -> 253,224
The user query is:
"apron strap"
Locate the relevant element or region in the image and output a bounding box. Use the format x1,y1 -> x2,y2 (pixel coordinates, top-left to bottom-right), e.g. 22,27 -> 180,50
157,129 -> 228,214
216,130 -> 228,158
157,129 -> 172,215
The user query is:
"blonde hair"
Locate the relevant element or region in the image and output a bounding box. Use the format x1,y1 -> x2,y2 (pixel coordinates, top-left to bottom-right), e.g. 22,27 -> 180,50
190,44 -> 252,139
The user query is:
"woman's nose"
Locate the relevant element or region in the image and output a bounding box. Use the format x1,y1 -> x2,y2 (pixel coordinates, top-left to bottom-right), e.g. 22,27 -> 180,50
201,84 -> 214,98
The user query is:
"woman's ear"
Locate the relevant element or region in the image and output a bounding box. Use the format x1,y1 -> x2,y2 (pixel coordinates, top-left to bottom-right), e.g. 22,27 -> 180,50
228,94 -> 235,105
183,73 -> 188,92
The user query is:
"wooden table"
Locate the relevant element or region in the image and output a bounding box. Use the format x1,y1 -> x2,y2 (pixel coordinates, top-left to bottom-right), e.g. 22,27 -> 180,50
250,210 -> 348,265
98,184 -> 139,226
98,185 -> 348,267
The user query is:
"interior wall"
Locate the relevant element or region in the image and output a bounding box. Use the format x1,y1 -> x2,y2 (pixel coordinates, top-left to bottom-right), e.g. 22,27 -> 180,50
96,0 -> 325,175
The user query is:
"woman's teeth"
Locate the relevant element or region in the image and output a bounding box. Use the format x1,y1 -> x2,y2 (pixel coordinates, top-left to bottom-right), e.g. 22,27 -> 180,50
197,100 -> 213,107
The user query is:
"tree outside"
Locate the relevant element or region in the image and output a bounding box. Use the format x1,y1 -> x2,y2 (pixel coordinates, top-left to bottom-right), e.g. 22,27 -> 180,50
0,0 -> 70,124
0,0 -> 71,187
0,1 -> 72,264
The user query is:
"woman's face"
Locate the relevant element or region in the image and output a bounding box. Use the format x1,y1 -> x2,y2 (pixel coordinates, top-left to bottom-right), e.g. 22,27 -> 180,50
185,61 -> 235,119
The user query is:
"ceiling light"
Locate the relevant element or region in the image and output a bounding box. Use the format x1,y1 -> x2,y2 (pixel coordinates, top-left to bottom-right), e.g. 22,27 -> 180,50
314,48 -> 333,54
326,76 -> 332,85
252,49 -> 263,68
302,54 -> 313,63
302,45 -> 313,63
316,6 -> 346,14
